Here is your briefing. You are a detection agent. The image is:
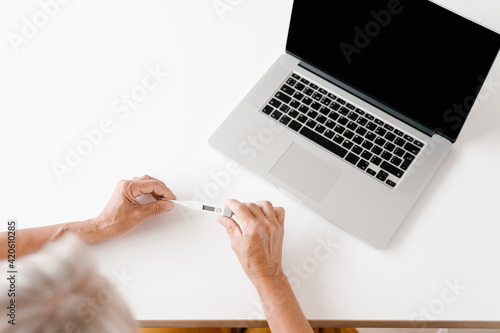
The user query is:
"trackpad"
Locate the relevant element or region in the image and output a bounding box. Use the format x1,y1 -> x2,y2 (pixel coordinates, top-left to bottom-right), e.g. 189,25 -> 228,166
270,143 -> 342,203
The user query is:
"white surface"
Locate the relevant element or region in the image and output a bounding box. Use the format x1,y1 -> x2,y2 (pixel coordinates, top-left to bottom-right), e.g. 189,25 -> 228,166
1,0 -> 500,323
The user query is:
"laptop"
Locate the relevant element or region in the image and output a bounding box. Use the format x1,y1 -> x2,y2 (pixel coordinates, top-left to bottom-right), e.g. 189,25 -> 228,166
209,0 -> 500,248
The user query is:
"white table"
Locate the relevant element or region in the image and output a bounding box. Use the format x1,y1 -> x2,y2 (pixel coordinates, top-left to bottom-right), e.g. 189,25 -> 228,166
1,0 -> 499,328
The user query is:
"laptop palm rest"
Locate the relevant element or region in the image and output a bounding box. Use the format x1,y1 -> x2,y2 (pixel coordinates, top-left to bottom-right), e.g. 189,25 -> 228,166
270,143 -> 342,203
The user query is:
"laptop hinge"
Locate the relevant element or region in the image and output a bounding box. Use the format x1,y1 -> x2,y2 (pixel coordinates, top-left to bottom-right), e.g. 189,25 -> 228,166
296,59 -> 440,140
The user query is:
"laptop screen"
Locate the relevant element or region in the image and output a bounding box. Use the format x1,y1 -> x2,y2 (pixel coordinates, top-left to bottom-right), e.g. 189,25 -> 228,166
286,0 -> 500,142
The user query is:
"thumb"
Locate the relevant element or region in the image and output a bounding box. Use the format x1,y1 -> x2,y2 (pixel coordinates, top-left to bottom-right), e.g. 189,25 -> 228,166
216,216 -> 242,240
137,200 -> 174,220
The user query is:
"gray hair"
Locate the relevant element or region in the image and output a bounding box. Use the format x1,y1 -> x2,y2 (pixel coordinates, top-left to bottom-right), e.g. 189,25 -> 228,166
0,233 -> 138,333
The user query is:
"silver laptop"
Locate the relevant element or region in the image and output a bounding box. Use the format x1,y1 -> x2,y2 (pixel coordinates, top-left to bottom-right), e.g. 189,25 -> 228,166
209,0 -> 500,248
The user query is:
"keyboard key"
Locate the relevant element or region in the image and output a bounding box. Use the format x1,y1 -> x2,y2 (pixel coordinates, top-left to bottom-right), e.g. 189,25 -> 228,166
375,127 -> 387,136
366,122 -> 377,131
303,88 -> 314,96
286,78 -> 297,86
371,146 -> 383,156
279,104 -> 291,113
275,92 -> 291,104
366,168 -> 376,176
364,113 -> 375,120
356,117 -> 368,126
306,119 -> 317,128
319,106 -> 330,116
325,129 -> 335,139
347,113 -> 358,122
339,107 -> 350,115
342,140 -> 354,150
279,115 -> 291,125
352,145 -> 363,155
394,129 -> 404,136
292,73 -> 301,80
333,134 -> 344,144
289,110 -> 299,118
371,156 -> 382,166
385,132 -> 396,142
299,127 -> 348,158
345,153 -> 360,165
355,108 -> 365,115
381,151 -> 392,161
262,105 -> 273,115
404,153 -> 415,162
269,98 -> 281,108
309,83 -> 318,90
384,124 -> 394,131
347,121 -> 357,131
328,112 -> 339,121
361,141 -> 373,150
344,130 -> 355,139
288,120 -> 302,131
414,140 -> 424,148
346,103 -> 356,110
357,159 -> 369,170
404,142 -> 421,155
280,85 -> 295,95
374,137 -> 386,147
302,97 -> 313,105
290,99 -> 301,109
337,98 -> 346,105
394,147 -> 405,157
295,83 -> 306,91
298,105 -> 309,113
297,114 -> 308,123
365,132 -> 377,141
356,127 -> 367,136
312,92 -> 323,101
325,119 -> 335,129
384,142 -> 396,152
375,119 -> 384,126
400,159 -> 412,170
321,97 -> 332,106
353,135 -> 364,144
334,125 -> 345,134
307,110 -> 319,119
394,137 -> 406,147
331,102 -> 341,111
380,161 -> 404,178
404,134 -> 413,142
317,115 -> 327,124
386,179 -> 396,188
328,93 -> 337,100
310,102 -> 322,110
376,170 -> 389,182
391,156 -> 403,167
361,150 -> 373,160
338,117 -> 349,125
319,88 -> 328,95
315,124 -> 326,134
300,78 -> 310,85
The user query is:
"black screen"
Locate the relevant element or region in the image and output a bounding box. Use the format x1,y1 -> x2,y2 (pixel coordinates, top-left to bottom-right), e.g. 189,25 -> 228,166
286,0 -> 500,141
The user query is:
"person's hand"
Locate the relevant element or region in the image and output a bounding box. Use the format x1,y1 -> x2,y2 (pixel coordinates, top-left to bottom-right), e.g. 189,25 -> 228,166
216,199 -> 285,285
86,175 -> 176,242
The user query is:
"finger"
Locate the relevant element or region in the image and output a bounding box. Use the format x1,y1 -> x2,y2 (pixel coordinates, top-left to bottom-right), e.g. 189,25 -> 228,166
136,199 -> 175,221
216,216 -> 242,241
224,199 -> 255,229
129,179 -> 177,200
274,207 -> 285,225
245,202 -> 264,218
254,201 -> 276,219
134,175 -> 168,199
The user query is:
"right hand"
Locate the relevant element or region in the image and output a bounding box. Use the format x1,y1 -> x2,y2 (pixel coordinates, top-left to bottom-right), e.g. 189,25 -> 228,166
216,199 -> 286,285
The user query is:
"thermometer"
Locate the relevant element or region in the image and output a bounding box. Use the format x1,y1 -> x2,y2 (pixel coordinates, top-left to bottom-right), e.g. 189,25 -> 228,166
161,199 -> 233,218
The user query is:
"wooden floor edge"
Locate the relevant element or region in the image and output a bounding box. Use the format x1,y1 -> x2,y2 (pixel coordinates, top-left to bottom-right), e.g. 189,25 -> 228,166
138,319 -> 500,329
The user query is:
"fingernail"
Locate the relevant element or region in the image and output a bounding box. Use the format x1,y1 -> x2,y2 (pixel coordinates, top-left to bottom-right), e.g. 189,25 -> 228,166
165,201 -> 174,211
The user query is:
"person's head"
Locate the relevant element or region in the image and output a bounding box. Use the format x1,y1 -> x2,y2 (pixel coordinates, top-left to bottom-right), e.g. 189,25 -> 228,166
0,233 -> 137,333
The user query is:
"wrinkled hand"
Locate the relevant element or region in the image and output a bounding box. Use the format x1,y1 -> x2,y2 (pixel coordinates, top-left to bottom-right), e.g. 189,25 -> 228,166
217,199 -> 285,284
88,175 -> 176,241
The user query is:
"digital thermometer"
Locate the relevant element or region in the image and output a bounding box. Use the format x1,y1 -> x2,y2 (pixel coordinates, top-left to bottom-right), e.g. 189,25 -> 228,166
161,199 -> 233,218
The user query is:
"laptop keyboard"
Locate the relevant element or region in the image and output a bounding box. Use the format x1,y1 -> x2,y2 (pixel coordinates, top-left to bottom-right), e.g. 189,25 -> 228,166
261,73 -> 426,189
